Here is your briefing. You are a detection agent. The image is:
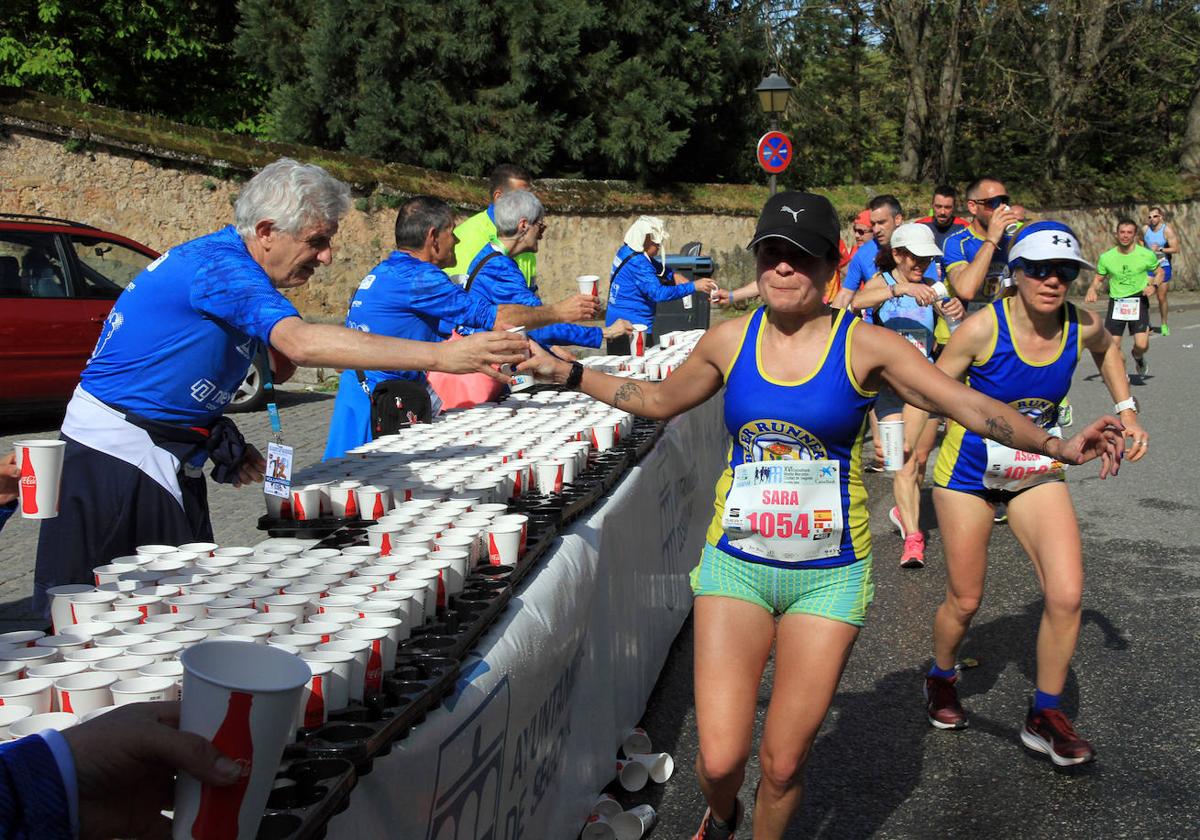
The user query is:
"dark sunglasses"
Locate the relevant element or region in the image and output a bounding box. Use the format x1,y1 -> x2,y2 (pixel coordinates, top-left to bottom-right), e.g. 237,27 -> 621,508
976,195 -> 1011,210
1017,260 -> 1081,283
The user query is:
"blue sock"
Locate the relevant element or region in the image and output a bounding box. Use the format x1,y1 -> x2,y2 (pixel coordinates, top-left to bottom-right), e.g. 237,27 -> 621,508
1033,690 -> 1060,712
928,663 -> 957,680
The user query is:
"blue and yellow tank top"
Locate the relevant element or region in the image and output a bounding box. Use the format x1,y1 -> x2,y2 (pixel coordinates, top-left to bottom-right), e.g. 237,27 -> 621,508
934,298 -> 1081,492
706,307 -> 877,568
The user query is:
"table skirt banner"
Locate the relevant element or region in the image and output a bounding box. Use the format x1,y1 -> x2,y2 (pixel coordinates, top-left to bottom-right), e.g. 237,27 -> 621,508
330,395 -> 727,838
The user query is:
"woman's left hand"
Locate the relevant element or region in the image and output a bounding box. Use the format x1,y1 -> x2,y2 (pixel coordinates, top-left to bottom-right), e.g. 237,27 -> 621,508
1057,415 -> 1126,478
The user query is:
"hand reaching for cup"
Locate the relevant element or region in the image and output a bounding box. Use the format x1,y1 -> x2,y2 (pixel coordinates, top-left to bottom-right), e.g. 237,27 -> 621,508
694,279 -> 718,296
603,319 -> 634,340
62,701 -> 241,840
554,293 -> 601,323
0,453 -> 19,506
434,329 -> 529,383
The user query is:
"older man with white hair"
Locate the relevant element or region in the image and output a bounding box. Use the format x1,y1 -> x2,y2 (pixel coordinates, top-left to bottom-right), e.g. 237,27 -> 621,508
35,158 -> 526,613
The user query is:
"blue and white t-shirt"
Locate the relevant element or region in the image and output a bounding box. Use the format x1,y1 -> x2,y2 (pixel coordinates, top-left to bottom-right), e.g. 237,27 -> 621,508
81,226 -> 300,426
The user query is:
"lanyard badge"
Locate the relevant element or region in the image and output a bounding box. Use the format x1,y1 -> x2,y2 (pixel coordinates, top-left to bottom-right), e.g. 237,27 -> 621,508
261,359 -> 294,499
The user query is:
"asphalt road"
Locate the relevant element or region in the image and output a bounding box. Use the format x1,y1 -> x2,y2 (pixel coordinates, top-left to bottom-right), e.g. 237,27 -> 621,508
1,298 -> 1197,838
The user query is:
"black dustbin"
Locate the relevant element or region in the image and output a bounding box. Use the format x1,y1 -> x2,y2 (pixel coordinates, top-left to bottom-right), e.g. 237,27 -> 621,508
654,241 -> 717,334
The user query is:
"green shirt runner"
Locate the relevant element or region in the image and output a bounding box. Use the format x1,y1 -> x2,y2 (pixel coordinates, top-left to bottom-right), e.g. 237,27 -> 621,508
445,208 -> 537,286
1095,245 -> 1158,299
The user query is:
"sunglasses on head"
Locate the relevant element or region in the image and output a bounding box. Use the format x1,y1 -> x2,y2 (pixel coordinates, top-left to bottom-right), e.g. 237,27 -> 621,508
1016,260 -> 1081,283
976,195 -> 1011,210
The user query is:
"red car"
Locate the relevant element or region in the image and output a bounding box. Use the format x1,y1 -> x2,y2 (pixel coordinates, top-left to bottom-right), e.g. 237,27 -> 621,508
0,214 -> 267,415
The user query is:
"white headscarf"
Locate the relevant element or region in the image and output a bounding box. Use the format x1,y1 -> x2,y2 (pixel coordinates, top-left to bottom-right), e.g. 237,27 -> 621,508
623,216 -> 668,253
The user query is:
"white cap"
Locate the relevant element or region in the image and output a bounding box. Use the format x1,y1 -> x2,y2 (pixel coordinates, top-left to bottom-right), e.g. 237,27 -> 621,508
1007,221 -> 1095,270
889,223 -> 942,258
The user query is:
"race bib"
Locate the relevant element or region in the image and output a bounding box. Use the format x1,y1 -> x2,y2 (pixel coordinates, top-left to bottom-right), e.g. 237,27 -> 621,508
983,428 -> 1065,492
721,460 -> 842,563
1113,297 -> 1140,321
896,327 -> 932,358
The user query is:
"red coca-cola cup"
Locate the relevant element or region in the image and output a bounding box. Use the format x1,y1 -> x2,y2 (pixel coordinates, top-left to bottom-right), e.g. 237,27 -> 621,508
173,641 -> 310,840
13,440 -> 65,520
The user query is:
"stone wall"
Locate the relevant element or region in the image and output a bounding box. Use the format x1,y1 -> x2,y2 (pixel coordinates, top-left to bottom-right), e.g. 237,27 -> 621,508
1,129 -> 1194,326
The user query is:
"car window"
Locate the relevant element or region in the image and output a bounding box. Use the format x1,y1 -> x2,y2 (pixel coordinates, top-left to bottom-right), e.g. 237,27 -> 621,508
70,236 -> 154,299
0,233 -> 69,298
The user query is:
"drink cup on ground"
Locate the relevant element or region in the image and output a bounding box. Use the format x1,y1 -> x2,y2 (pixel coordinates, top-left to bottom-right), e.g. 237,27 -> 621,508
611,805 -> 658,840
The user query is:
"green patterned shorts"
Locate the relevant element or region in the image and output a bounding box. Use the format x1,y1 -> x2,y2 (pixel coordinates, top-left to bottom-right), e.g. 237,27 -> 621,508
689,543 -> 875,626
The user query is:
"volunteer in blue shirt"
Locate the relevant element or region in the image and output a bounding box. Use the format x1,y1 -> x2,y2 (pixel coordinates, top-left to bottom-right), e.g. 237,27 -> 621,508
460,190 -> 632,349
940,176 -> 1022,312
35,159 -> 526,613
604,216 -> 717,354
323,195 -> 599,459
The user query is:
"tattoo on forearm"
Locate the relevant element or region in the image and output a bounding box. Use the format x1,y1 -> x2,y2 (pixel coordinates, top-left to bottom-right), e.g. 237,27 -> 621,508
984,416 -> 1015,447
613,382 -> 645,409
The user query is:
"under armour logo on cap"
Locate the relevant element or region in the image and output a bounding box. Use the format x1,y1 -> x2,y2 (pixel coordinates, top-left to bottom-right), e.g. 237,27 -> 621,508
780,206 -> 806,222
1050,235 -> 1072,246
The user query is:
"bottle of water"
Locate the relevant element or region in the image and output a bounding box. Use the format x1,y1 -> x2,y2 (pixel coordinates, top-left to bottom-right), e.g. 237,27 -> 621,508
932,282 -> 960,333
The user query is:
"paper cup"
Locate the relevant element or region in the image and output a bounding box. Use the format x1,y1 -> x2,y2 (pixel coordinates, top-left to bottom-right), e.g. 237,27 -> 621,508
67,590 -> 120,625
47,584 -> 96,634
62,647 -> 121,667
0,677 -> 53,714
297,661 -> 333,730
631,324 -> 648,357
135,544 -> 177,559
292,622 -> 345,646
93,563 -> 139,586
0,630 -> 45,649
626,751 -> 674,783
335,627 -> 393,694
534,460 -> 566,495
179,542 -> 219,558
138,661 -> 184,700
35,634 -> 91,657
158,630 -> 209,646
111,676 -> 176,705
10,712 -> 77,738
316,639 -> 371,702
0,706 -> 32,739
247,613 -> 299,637
611,805 -> 658,840
219,625 -> 275,645
592,793 -> 623,820
582,814 -> 618,840
0,661 -> 24,685
354,486 -> 391,521
94,654 -> 154,683
591,424 -> 615,452
93,609 -> 143,630
167,594 -> 217,619
129,640 -> 183,664
330,482 -> 363,518
878,419 -> 905,471
614,757 -> 649,792
289,487 -> 321,522
486,524 -> 522,566
622,726 -> 652,757
0,647 -> 58,668
577,274 -> 600,296
269,634 -> 320,654
173,642 -> 311,840
13,439 -> 65,519
300,651 -> 353,712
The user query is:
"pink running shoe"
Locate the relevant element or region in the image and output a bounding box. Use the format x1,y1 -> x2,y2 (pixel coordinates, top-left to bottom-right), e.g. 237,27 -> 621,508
900,533 -> 926,569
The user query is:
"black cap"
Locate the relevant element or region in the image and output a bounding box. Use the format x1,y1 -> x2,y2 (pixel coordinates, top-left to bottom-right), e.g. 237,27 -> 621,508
747,191 -> 841,257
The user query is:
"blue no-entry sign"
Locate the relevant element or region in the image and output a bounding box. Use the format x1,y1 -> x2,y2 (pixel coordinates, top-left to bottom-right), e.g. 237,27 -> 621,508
757,131 -> 793,174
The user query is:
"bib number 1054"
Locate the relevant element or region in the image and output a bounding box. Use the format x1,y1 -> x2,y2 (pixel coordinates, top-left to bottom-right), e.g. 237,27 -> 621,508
746,511 -> 810,539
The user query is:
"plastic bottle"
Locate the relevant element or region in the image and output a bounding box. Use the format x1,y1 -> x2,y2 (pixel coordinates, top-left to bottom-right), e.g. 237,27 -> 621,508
931,282 -> 961,333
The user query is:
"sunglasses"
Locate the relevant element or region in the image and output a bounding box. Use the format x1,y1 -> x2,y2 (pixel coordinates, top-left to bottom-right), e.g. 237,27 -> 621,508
974,195 -> 1011,210
1017,260 -> 1081,283
853,227 -> 870,236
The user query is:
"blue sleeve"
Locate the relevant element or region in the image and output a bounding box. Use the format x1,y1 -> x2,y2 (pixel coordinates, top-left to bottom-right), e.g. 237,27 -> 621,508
842,250 -> 873,291
411,267 -> 497,331
189,251 -> 300,345
473,260 -> 544,309
0,501 -> 14,535
0,734 -> 73,839
529,323 -> 603,348
632,259 -> 695,302
942,234 -> 967,272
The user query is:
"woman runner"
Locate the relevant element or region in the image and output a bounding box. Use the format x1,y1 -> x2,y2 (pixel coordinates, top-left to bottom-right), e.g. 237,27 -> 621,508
919,220 -> 1148,765
520,196 -> 1125,838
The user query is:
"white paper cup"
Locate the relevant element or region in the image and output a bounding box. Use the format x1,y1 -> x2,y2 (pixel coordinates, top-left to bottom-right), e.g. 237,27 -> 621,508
592,793 -> 623,820
576,274 -> 600,296
0,647 -> 58,668
47,584 -> 96,634
173,642 -> 311,840
35,634 -> 91,656
214,547 -> 255,560
335,627 -> 393,694
129,640 -> 183,664
269,634 -> 320,654
631,324 -> 648,357
534,459 -> 566,494
316,640 -> 371,703
297,661 -> 333,731
878,419 -> 905,471
366,524 -> 404,556
138,661 -> 184,699
79,705 -> 120,723
354,486 -> 391,521
67,590 -> 120,625
340,546 -> 382,563
486,525 -> 522,567
292,622 -> 344,646
262,594 -> 311,617
111,675 -> 176,705
168,594 -> 217,619
145,613 -> 194,628
93,609 -> 143,630
0,677 -> 53,714
0,661 -> 24,685
219,624 -> 275,645
0,706 -> 32,739
248,613 -> 299,637
158,630 -> 209,646
614,757 -> 649,791
362,593 -> 412,626
582,814 -> 617,840
26,661 -> 89,699
622,727 -> 653,757
611,804 -> 658,840
179,542 -> 219,558
591,424 -> 616,452
395,568 -> 441,614
382,581 -> 428,625
300,651 -> 353,712
0,630 -> 45,649
135,544 -> 178,559
93,635 -> 142,652
93,563 -> 140,586
330,482 -> 363,518
62,647 -> 121,667
290,487 -> 322,522
10,711 -> 77,737
94,654 -> 154,682
121,594 -> 168,621
626,751 -> 674,783
13,439 -> 65,519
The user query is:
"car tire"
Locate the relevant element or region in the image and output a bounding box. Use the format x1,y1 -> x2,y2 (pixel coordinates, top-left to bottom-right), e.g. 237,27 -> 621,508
226,351 -> 268,413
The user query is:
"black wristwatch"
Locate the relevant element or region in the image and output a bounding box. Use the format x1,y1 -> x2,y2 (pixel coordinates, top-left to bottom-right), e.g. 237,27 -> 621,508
565,361 -> 584,390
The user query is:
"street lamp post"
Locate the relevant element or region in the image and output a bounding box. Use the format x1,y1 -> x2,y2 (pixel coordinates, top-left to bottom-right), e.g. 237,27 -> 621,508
756,72 -> 793,195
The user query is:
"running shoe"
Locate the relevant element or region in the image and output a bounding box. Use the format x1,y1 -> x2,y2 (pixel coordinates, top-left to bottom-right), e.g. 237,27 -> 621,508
692,799 -> 742,840
864,461 -> 885,473
1021,707 -> 1096,766
1057,400 -> 1073,427
888,505 -> 907,538
924,674 -> 968,729
1161,324 -> 1170,336
993,502 -> 1008,524
1134,354 -> 1148,377
900,533 -> 926,568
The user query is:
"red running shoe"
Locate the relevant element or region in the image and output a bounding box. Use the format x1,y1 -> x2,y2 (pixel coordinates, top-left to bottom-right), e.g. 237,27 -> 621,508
900,533 -> 926,568
924,674 -> 968,729
692,799 -> 741,840
1021,707 -> 1096,766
